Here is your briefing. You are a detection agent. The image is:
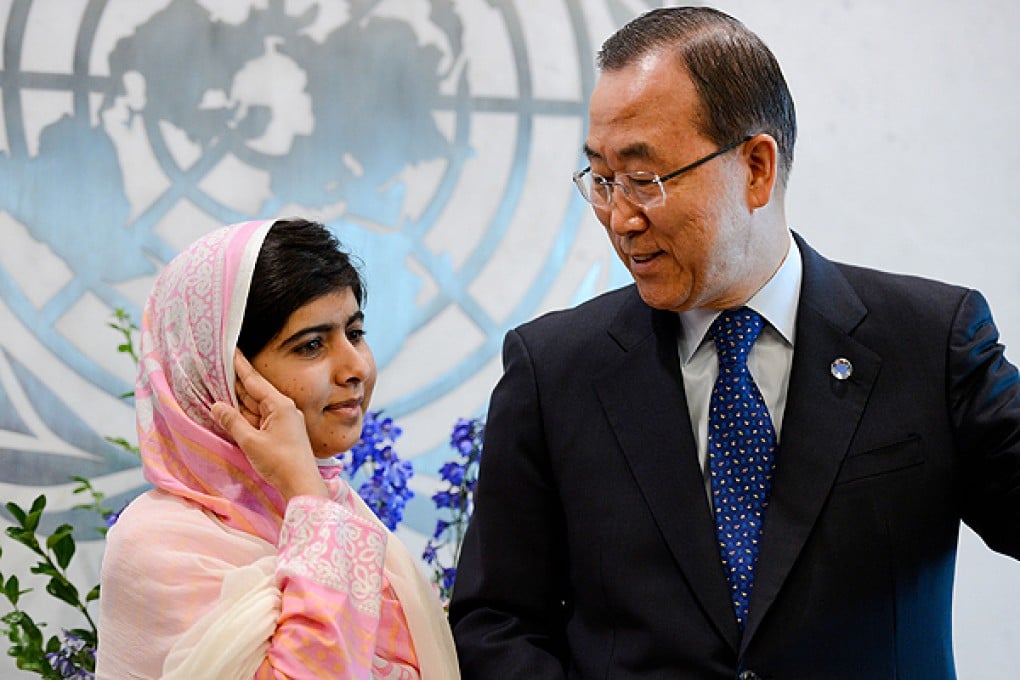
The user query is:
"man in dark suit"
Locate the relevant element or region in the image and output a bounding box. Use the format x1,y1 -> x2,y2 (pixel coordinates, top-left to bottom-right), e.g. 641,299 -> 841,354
449,6 -> 1020,679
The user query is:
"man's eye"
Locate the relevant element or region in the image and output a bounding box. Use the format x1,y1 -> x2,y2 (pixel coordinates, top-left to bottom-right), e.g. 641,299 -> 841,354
348,328 -> 366,343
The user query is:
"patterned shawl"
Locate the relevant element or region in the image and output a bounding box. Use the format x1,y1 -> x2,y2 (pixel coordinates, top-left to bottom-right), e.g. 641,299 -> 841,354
135,219 -> 284,543
117,219 -> 457,678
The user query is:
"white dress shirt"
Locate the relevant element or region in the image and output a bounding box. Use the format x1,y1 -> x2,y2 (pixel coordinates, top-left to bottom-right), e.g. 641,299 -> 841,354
677,231 -> 802,500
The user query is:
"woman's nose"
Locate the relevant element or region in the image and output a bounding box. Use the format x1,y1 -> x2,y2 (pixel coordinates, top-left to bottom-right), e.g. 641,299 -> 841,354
332,340 -> 372,385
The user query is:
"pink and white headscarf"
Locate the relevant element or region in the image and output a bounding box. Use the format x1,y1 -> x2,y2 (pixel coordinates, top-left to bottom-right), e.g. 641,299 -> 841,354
107,219 -> 460,679
135,219 -> 285,543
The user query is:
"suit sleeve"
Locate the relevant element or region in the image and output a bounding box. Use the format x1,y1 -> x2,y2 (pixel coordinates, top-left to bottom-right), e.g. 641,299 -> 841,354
449,329 -> 570,679
949,289 -> 1020,557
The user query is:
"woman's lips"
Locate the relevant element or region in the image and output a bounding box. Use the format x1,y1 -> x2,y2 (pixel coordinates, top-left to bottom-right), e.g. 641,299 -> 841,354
324,397 -> 362,418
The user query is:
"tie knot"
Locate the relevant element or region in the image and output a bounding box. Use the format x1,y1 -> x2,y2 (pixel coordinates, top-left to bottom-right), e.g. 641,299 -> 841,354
709,307 -> 765,366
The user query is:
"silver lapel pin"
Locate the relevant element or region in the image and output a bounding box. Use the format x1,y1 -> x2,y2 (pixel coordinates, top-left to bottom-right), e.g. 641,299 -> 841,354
830,357 -> 853,381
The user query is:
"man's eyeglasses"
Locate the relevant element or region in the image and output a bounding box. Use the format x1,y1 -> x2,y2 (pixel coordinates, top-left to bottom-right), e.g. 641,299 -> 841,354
572,136 -> 752,210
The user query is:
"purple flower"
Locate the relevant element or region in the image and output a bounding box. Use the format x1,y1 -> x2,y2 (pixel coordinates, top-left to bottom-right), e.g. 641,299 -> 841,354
427,417 -> 484,602
439,461 -> 465,485
431,489 -> 462,510
103,506 -> 123,529
339,411 -> 414,531
441,567 -> 457,592
45,631 -> 95,679
422,541 -> 438,565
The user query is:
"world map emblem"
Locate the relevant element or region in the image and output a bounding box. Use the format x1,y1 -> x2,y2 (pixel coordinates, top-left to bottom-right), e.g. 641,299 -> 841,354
0,0 -> 649,535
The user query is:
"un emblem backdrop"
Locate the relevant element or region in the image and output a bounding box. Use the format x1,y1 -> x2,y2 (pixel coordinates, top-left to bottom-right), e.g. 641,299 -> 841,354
0,0 -> 649,537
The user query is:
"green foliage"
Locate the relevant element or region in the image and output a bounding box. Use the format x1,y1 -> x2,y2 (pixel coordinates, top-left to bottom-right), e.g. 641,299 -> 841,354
106,308 -> 139,399
2,310 -> 135,677
103,309 -> 141,456
0,485 -> 113,677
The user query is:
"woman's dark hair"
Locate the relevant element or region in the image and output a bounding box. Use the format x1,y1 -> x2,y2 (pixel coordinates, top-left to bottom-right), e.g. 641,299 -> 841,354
598,7 -> 797,187
237,219 -> 365,357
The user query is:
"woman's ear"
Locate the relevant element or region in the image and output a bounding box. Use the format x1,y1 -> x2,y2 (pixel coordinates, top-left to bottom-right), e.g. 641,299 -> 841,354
744,133 -> 779,210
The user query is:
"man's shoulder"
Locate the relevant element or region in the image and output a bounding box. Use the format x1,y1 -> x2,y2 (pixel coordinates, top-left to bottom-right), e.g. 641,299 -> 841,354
832,259 -> 970,307
797,234 -> 971,312
516,284 -> 641,336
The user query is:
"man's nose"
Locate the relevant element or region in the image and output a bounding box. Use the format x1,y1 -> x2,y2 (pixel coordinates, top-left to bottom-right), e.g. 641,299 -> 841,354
606,192 -> 647,235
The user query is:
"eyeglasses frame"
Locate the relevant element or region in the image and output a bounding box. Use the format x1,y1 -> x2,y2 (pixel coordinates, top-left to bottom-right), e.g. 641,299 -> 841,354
573,135 -> 754,210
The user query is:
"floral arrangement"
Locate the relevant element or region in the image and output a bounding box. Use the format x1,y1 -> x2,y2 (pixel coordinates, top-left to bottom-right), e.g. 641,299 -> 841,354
422,417 -> 485,603
339,411 -> 415,531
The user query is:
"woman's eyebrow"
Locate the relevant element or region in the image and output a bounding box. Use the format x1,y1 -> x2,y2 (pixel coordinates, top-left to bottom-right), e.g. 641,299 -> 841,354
278,310 -> 364,349
279,323 -> 337,349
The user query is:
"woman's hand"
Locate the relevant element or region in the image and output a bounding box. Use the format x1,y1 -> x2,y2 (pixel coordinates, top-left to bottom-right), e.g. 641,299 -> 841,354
211,350 -> 328,500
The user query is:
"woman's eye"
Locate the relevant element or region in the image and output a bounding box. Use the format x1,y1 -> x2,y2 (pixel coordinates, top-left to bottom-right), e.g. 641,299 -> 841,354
296,338 -> 324,355
347,328 -> 366,344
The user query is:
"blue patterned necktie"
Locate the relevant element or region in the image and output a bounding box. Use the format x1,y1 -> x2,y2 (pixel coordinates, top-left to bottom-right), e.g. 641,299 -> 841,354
707,307 -> 778,630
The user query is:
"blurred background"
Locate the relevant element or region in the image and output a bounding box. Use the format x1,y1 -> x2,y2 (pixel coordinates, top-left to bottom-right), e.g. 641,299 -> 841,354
1,0 -> 1017,676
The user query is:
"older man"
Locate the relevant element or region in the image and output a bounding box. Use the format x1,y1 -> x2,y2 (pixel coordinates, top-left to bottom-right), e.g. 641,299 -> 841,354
450,7 -> 1020,679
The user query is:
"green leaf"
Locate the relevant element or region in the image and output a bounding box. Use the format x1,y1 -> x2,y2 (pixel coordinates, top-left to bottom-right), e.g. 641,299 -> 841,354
45,524 -> 73,548
105,434 -> 140,453
29,494 -> 47,516
47,527 -> 76,570
86,584 -> 101,602
4,575 -> 22,605
5,501 -> 27,525
30,563 -> 60,578
6,527 -> 41,554
45,577 -> 80,609
24,509 -> 43,533
14,657 -> 49,674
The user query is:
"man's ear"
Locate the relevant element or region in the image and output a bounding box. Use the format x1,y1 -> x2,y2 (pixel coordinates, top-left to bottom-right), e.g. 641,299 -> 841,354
745,134 -> 779,209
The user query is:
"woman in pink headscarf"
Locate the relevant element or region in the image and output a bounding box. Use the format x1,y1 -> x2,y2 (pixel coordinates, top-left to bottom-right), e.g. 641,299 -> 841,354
96,219 -> 458,679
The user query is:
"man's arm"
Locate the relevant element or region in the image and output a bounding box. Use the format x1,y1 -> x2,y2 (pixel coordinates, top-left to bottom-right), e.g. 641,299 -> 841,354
950,289 -> 1020,558
449,329 -> 571,679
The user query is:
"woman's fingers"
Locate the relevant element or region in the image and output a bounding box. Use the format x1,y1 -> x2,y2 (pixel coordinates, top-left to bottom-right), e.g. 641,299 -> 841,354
234,378 -> 262,429
233,349 -> 279,405
221,349 -> 327,500
211,401 -> 254,444
233,349 -> 290,425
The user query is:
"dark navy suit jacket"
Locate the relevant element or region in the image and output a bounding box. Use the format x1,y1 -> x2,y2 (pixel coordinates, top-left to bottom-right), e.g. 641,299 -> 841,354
450,235 -> 1020,679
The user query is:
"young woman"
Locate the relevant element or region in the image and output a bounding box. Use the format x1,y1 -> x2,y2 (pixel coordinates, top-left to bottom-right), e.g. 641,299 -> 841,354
96,219 -> 458,679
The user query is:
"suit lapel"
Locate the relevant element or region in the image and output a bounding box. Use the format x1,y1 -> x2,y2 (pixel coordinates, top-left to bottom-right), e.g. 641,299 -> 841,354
594,288 -> 742,650
741,236 -> 882,648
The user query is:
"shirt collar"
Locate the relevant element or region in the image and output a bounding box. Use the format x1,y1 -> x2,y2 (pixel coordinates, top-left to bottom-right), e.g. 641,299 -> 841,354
677,230 -> 802,364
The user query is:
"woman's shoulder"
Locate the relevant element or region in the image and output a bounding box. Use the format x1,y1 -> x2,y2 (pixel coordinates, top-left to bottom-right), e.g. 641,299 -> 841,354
106,489 -> 273,565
